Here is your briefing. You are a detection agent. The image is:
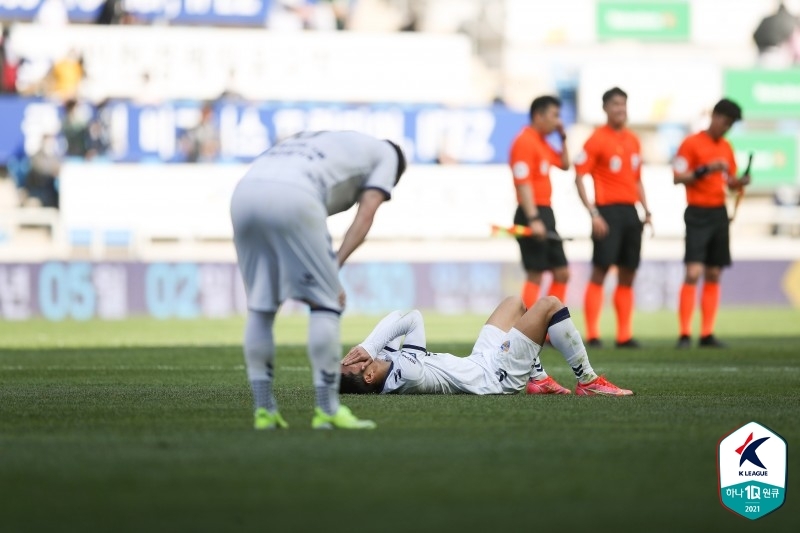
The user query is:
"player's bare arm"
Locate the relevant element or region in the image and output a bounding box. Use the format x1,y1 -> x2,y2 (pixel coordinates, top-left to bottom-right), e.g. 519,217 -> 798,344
575,172 -> 609,239
336,189 -> 386,266
555,124 -> 570,170
673,159 -> 728,185
637,181 -> 652,229
515,182 -> 546,239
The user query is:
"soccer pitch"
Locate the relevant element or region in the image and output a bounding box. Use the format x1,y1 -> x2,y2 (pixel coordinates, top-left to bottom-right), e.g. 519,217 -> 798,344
1,309 -> 798,532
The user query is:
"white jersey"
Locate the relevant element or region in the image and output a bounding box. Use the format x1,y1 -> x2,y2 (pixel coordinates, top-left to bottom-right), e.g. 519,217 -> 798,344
359,310 -> 517,395
241,131 -> 400,215
378,347 -> 501,395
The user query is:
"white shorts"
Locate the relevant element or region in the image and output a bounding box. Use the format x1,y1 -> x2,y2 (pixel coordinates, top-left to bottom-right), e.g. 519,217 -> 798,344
467,325 -> 542,394
230,178 -> 341,313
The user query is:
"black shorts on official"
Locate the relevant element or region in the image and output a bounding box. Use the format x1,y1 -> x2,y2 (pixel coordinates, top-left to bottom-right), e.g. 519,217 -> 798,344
592,204 -> 643,270
513,205 -> 568,272
684,205 -> 731,267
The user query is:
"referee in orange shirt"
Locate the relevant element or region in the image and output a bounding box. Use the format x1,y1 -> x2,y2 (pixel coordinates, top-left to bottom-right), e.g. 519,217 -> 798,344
575,87 -> 651,348
508,95 -> 571,308
672,98 -> 750,349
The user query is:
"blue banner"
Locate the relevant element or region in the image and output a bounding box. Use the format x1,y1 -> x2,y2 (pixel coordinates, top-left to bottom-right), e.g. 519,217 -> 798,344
0,0 -> 271,25
0,0 -> 105,23
0,96 -> 530,165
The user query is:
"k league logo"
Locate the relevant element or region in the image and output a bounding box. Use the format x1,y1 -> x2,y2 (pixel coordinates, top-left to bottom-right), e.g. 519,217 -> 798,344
717,421 -> 787,520
735,432 -> 769,471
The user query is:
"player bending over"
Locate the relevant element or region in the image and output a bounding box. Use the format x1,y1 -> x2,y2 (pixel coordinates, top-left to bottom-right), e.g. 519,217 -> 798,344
340,296 -> 633,396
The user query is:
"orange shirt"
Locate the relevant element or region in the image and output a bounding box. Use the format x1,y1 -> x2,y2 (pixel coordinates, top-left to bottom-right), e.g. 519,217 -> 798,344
509,126 -> 563,207
574,125 -> 641,206
673,131 -> 737,208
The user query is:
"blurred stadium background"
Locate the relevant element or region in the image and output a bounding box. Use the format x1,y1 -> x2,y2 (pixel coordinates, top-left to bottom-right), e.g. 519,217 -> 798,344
0,0 -> 799,320
2,3 -> 799,532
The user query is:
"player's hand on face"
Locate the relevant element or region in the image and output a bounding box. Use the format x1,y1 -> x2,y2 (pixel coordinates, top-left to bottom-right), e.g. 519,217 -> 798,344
529,219 -> 547,240
591,214 -> 609,239
342,346 -> 372,369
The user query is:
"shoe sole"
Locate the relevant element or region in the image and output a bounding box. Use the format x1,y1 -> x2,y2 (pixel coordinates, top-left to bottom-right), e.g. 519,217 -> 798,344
576,388 -> 634,397
312,421 -> 377,430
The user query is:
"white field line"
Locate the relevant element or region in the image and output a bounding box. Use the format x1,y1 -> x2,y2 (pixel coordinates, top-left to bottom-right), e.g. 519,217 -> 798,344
0,365 -> 312,372
1,365 -> 798,373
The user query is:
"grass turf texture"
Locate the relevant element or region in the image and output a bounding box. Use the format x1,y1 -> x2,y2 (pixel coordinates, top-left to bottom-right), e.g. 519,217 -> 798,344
1,308 -> 798,532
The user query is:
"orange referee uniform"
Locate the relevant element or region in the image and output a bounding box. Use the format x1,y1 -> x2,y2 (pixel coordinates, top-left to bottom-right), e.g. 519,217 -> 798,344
574,125 -> 641,206
575,125 -> 643,343
509,126 -> 563,207
674,131 -> 737,208
673,130 -> 738,338
509,126 -> 568,305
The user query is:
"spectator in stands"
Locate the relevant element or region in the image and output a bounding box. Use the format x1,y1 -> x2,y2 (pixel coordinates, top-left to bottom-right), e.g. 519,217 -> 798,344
268,0 -> 309,30
95,0 -> 127,25
35,0 -> 69,28
1,25 -> 19,94
754,1 -> 800,67
85,99 -> 113,160
216,69 -> 247,102
179,102 -> 220,163
6,144 -> 30,193
13,37 -> 50,97
329,0 -> 353,30
135,71 -> 162,106
46,49 -> 84,102
307,0 -> 352,30
15,57 -> 51,96
61,99 -> 91,158
24,134 -> 62,209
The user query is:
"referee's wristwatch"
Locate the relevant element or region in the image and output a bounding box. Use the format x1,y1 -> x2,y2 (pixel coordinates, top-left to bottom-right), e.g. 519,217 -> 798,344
528,214 -> 541,223
589,207 -> 600,218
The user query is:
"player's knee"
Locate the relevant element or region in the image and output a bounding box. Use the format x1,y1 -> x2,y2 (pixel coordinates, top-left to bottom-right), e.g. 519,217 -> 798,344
553,268 -> 570,284
684,272 -> 701,284
502,295 -> 526,311
409,309 -> 423,321
529,295 -> 562,315
543,294 -> 563,310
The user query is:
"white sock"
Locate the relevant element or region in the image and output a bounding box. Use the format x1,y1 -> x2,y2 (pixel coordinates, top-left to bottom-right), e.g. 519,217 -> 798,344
309,310 -> 341,416
244,310 -> 278,411
529,355 -> 548,381
547,307 -> 597,384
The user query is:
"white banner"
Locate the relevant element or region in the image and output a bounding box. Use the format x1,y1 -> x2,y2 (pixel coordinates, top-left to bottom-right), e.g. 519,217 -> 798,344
9,24 -> 473,104
59,162 -> 688,246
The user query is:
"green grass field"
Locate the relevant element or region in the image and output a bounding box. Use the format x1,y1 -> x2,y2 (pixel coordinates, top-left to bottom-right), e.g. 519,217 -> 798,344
1,308 -> 798,533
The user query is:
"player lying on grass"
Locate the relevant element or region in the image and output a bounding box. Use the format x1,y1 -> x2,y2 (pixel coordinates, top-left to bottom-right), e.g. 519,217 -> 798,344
340,296 -> 633,396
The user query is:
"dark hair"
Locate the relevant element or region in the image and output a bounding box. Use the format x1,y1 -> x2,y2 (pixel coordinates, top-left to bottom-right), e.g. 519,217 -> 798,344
385,140 -> 407,184
529,95 -> 561,120
712,99 -> 743,122
340,371 -> 378,394
602,87 -> 627,105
